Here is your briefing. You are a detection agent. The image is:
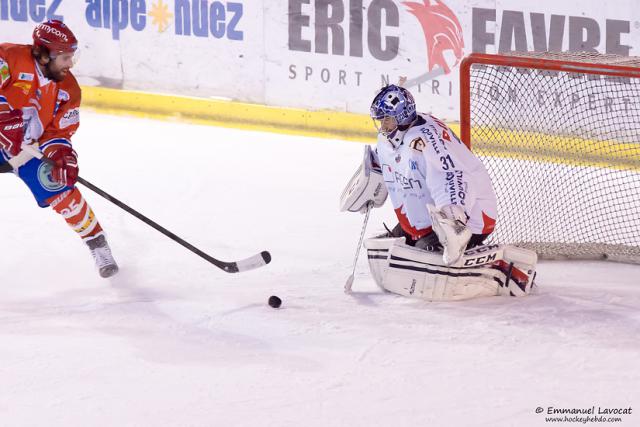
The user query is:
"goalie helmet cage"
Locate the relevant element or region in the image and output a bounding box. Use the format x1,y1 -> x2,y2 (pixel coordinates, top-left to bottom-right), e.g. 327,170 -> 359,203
460,52 -> 640,263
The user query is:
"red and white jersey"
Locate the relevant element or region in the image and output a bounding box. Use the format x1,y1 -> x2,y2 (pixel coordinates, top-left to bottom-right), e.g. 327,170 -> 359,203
0,43 -> 80,157
374,113 -> 497,239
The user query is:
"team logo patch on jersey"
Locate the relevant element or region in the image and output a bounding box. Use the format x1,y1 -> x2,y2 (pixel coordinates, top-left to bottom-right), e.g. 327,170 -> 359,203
57,89 -> 70,102
0,59 -> 10,85
409,137 -> 426,152
37,163 -> 65,192
13,81 -> 31,95
18,72 -> 34,81
60,108 -> 79,128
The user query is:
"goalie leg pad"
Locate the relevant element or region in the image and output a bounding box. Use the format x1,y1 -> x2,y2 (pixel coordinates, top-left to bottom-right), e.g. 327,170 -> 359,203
364,236 -> 404,291
383,242 -> 501,301
455,244 -> 537,297
497,245 -> 537,296
378,242 -> 538,301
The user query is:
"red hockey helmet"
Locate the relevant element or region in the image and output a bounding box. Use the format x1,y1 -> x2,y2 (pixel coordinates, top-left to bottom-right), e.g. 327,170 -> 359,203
32,20 -> 78,54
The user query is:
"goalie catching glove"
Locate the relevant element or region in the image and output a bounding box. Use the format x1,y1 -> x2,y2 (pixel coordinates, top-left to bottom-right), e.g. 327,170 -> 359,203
340,145 -> 387,213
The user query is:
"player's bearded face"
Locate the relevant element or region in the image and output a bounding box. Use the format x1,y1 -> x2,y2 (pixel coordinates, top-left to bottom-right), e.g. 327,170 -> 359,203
373,116 -> 398,136
46,52 -> 75,82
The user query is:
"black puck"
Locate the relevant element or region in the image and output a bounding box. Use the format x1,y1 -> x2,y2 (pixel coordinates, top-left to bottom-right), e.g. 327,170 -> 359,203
268,295 -> 282,308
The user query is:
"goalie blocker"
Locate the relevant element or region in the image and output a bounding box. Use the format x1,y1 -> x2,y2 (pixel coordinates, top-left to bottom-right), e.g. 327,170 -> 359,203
364,237 -> 537,301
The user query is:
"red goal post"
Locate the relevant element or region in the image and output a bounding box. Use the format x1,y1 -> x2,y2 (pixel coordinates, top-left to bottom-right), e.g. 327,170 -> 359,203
459,51 -> 640,263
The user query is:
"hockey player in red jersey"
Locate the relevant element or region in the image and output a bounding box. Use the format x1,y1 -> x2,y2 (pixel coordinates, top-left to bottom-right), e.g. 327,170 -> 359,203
0,20 -> 118,278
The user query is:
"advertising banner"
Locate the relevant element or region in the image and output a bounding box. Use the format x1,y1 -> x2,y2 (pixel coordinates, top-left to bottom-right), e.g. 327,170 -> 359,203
0,1 -> 263,101
1,1 -> 639,122
269,0 -> 640,120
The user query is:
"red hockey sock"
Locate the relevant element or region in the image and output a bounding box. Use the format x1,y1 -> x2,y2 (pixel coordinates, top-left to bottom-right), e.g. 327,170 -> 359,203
47,188 -> 103,240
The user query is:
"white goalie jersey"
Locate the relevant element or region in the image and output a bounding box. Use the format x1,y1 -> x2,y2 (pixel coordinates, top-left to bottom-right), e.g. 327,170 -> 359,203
374,113 -> 497,239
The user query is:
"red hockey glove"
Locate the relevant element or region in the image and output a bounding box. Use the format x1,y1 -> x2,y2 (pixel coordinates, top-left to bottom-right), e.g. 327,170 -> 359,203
0,110 -> 25,156
45,146 -> 78,186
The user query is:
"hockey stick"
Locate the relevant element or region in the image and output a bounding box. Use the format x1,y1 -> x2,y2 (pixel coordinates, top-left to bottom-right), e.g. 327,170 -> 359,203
0,147 -> 36,173
398,66 -> 445,89
4,145 -> 271,274
344,201 -> 373,293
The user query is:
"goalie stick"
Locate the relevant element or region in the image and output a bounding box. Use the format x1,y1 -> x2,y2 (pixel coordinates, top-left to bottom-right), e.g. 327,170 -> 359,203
397,66 -> 445,89
2,145 -> 271,274
344,201 -> 373,293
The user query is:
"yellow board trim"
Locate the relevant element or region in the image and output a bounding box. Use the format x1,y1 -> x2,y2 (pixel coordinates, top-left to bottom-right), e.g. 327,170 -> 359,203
472,127 -> 640,172
81,86 -> 376,142
81,86 -> 639,172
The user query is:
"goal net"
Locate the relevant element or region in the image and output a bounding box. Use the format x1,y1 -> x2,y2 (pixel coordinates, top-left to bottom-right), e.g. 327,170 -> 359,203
460,52 -> 640,263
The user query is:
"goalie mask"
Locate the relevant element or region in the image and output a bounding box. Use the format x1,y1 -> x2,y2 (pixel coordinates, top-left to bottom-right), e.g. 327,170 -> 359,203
370,85 -> 417,140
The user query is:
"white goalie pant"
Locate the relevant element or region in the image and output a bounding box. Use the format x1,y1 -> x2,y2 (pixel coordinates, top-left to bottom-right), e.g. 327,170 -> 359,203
364,237 -> 537,301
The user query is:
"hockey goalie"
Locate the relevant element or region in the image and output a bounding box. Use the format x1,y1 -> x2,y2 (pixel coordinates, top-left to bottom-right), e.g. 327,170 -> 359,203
339,84 -> 537,301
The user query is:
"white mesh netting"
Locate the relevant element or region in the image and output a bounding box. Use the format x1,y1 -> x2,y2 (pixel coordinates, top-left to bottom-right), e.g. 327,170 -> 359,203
466,52 -> 640,263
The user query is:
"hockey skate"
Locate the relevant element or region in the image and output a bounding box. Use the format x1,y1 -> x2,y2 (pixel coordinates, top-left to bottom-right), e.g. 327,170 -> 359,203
85,234 -> 119,278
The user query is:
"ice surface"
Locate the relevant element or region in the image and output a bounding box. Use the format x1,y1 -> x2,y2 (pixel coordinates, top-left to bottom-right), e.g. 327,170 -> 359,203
1,112 -> 638,426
